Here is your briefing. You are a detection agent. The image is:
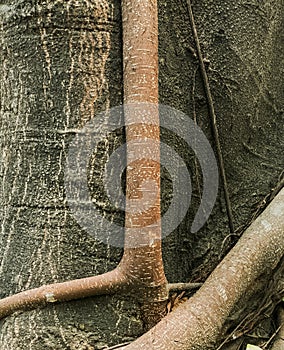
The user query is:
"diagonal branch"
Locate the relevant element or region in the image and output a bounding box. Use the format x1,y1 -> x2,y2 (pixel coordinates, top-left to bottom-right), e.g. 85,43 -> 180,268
118,188 -> 284,349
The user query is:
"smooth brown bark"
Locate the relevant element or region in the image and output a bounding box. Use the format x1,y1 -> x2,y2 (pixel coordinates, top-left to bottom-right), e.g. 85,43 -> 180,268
0,267 -> 127,320
122,0 -> 168,327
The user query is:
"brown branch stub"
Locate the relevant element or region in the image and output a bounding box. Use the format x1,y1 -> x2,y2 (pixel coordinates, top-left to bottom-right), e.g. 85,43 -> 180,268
168,282 -> 202,292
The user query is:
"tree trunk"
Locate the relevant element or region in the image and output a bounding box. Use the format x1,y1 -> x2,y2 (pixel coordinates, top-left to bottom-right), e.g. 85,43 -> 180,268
0,1 -> 143,349
0,0 -> 283,349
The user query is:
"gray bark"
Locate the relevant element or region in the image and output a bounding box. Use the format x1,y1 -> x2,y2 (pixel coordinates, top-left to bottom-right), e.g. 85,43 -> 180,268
0,0 -> 283,349
0,1 -> 142,349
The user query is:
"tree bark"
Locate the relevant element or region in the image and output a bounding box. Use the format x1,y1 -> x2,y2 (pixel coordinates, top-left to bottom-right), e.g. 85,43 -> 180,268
0,1 -> 144,348
122,0 -> 168,328
0,0 -> 283,349
0,0 -> 168,331
120,188 -> 284,349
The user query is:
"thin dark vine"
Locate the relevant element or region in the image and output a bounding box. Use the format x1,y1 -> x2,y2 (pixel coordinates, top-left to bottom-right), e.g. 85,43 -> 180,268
185,0 -> 235,233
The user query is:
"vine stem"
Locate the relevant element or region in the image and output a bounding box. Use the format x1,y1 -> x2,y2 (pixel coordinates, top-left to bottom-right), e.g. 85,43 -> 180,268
186,0 -> 235,233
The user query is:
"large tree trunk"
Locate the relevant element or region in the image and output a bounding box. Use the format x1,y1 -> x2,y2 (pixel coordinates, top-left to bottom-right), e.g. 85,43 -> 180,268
0,1 -> 143,349
0,0 -> 283,349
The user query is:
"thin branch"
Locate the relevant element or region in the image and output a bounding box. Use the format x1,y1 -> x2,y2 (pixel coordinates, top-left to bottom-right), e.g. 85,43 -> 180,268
264,324 -> 283,349
185,0 -> 235,233
0,267 -> 128,320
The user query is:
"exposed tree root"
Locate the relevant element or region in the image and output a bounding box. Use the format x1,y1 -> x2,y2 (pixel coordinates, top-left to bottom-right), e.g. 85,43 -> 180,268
0,244 -> 169,320
117,188 -> 284,350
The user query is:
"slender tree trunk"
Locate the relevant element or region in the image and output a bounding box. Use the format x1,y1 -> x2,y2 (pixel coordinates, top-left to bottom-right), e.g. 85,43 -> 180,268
121,0 -> 168,328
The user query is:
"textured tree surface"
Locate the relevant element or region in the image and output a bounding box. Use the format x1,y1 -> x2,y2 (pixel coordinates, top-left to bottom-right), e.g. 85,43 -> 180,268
0,0 -> 283,349
0,2 -> 138,349
119,188 -> 284,349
